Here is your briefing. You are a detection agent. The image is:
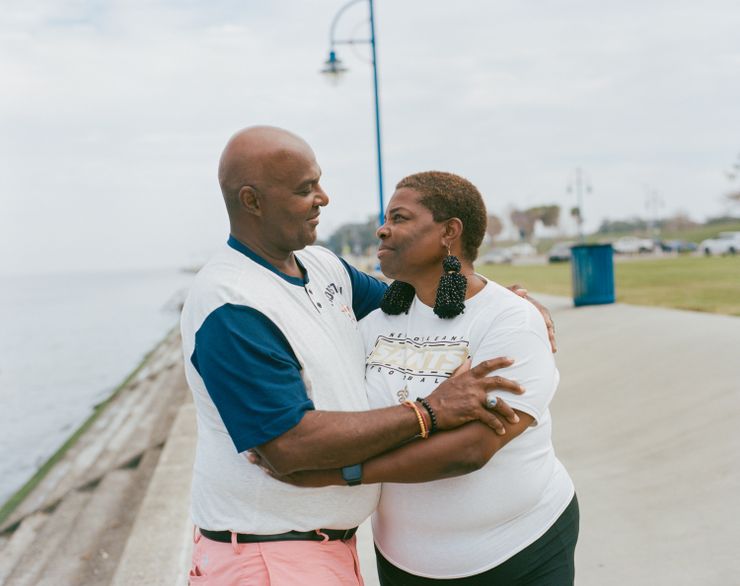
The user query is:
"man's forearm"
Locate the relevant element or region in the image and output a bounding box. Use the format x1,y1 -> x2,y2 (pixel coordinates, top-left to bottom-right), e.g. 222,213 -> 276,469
261,422 -> 502,487
256,405 -> 421,475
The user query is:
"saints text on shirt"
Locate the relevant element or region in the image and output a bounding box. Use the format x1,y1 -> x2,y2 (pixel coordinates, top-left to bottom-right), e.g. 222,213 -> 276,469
366,334 -> 469,378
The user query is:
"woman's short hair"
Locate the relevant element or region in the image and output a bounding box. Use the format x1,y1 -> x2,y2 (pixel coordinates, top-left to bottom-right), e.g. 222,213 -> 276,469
396,171 -> 487,261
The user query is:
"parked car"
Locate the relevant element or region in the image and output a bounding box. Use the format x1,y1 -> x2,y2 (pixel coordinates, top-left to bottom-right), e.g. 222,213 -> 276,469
612,236 -> 655,254
547,241 -> 575,263
698,232 -> 740,256
659,240 -> 698,253
478,248 -> 513,265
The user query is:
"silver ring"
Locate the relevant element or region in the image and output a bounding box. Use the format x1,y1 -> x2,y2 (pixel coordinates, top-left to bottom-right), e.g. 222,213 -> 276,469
486,396 -> 498,409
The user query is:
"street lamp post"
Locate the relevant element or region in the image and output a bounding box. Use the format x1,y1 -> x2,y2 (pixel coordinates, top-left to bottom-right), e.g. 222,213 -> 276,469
321,0 -> 385,228
567,167 -> 592,242
644,188 -> 664,240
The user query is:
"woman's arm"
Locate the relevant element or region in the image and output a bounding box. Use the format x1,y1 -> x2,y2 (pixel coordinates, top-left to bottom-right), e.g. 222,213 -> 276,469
362,411 -> 533,483
253,409 -> 533,487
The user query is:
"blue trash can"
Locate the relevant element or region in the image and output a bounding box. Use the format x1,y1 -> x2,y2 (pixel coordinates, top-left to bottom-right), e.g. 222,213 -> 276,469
570,244 -> 615,306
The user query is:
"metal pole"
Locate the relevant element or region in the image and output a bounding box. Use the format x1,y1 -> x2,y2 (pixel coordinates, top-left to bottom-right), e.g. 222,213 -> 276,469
328,0 -> 364,50
576,167 -> 584,242
368,0 -> 385,227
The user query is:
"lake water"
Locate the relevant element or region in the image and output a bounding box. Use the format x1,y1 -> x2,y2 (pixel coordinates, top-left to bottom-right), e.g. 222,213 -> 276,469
0,269 -> 194,505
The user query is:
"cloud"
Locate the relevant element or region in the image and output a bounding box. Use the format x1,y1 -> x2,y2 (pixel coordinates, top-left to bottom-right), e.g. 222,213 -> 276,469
1,0 -> 739,273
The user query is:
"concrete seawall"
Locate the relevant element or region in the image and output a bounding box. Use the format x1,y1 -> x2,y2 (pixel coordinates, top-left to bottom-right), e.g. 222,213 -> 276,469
2,297 -> 739,584
0,330 -> 191,585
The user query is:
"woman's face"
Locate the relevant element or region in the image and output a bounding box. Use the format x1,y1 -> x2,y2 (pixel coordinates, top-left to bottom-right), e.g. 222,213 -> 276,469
376,187 -> 447,281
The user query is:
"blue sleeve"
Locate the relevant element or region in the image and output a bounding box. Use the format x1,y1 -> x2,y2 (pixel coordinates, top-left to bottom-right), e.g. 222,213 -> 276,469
191,303 -> 314,452
339,258 -> 388,320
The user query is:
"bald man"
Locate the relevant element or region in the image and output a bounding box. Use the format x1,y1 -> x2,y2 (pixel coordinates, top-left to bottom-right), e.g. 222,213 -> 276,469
180,127 -> 526,584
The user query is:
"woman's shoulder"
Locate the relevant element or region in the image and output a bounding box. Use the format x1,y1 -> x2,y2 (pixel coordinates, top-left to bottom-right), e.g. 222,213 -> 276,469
473,279 -> 529,315
471,279 -> 545,335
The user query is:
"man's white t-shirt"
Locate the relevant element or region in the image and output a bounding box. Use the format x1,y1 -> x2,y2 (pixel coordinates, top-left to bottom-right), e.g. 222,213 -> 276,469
181,240 -> 381,533
360,279 -> 574,579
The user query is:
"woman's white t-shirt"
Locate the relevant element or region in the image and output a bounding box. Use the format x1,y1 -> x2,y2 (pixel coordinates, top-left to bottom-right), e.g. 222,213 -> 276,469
360,279 -> 574,579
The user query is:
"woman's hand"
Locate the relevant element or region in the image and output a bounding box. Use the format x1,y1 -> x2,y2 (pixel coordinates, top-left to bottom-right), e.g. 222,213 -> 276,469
509,285 -> 557,353
247,450 -> 343,487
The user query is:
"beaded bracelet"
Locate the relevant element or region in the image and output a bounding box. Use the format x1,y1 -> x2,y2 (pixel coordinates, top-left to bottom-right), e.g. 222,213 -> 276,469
416,397 -> 438,434
402,400 -> 429,439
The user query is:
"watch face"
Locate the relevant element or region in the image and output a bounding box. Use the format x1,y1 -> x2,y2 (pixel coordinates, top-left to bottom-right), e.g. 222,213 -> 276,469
342,464 -> 363,486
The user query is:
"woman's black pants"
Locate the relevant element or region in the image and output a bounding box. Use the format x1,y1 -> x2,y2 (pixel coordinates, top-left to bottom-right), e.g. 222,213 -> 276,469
376,494 -> 579,586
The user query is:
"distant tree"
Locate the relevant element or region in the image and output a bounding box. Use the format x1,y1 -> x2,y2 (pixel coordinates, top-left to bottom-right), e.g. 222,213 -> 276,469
510,209 -> 537,241
326,217 -> 377,255
727,191 -> 740,209
510,205 -> 560,240
661,211 -> 698,233
597,217 -> 649,234
486,214 -> 504,242
705,214 -> 740,225
529,205 -> 560,228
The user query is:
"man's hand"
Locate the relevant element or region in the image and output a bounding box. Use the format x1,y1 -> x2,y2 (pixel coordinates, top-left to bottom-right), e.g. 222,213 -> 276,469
510,285 -> 557,353
424,357 -> 524,435
247,450 -> 342,487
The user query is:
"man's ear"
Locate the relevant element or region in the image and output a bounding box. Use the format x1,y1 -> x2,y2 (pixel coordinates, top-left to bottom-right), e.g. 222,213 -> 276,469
239,185 -> 261,216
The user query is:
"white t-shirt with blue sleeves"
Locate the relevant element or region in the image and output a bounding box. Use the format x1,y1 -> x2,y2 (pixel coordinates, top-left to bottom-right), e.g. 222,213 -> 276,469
181,236 -> 385,533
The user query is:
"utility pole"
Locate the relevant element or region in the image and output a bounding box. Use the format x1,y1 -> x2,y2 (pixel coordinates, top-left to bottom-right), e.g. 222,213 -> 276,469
645,188 -> 664,240
567,167 -> 591,242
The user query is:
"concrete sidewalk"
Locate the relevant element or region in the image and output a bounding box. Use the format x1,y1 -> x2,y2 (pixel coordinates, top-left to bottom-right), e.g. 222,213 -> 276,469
525,295 -> 740,585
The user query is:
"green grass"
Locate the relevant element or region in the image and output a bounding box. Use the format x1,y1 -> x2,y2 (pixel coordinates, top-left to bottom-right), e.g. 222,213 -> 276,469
477,255 -> 740,316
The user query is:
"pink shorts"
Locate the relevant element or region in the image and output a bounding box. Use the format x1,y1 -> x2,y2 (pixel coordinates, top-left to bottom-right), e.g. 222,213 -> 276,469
189,528 -> 365,585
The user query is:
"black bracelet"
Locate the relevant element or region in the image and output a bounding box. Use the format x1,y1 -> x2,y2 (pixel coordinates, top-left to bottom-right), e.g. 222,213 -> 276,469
416,397 -> 438,434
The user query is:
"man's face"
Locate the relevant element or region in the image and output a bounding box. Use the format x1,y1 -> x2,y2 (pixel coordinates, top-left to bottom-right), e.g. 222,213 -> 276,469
257,145 -> 329,252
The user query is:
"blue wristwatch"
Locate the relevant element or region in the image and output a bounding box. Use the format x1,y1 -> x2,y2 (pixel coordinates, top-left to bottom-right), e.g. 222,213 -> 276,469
341,464 -> 363,486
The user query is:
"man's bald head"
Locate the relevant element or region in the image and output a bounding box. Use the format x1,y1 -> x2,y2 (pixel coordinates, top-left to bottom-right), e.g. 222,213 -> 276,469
218,126 -> 314,214
217,125 -> 329,255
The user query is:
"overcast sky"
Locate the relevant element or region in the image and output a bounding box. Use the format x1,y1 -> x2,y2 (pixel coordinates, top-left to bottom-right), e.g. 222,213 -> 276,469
2,0 -> 739,274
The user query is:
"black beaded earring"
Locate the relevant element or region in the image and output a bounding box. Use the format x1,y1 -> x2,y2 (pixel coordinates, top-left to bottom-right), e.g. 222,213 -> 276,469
380,280 -> 416,315
433,247 -> 467,319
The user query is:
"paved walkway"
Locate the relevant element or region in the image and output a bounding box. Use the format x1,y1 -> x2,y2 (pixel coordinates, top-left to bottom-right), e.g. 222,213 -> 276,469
519,295 -> 738,584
